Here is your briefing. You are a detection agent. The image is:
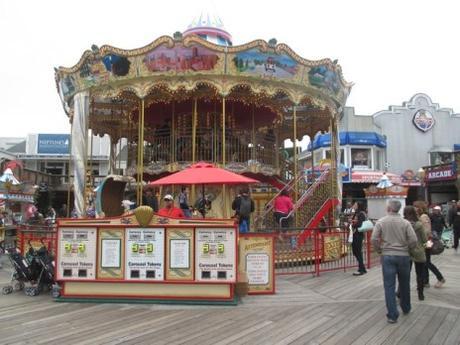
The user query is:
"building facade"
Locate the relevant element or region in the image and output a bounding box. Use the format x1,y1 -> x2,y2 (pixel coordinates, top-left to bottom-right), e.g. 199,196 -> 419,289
300,93 -> 460,204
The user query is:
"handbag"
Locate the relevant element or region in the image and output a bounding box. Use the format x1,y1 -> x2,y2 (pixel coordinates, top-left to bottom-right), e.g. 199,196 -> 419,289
358,219 -> 374,232
430,237 -> 444,255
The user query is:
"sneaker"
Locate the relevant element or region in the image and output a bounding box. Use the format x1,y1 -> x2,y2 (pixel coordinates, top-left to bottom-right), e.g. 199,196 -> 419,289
434,279 -> 446,288
387,318 -> 397,324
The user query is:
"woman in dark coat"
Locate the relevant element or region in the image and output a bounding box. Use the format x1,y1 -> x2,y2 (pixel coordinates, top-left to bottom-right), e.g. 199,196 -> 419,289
351,201 -> 367,276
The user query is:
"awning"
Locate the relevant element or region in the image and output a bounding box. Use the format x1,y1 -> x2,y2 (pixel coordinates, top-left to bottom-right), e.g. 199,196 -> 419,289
351,171 -> 401,184
309,131 -> 386,150
454,144 -> 460,151
0,192 -> 34,203
428,146 -> 454,153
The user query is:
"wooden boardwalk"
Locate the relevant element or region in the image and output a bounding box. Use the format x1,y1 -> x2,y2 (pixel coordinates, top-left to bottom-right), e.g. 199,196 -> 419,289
0,250 -> 459,345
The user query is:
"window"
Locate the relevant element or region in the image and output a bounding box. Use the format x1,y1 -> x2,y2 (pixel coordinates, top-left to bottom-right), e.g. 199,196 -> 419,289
325,149 -> 345,164
313,150 -> 323,165
430,152 -> 453,165
351,148 -> 372,170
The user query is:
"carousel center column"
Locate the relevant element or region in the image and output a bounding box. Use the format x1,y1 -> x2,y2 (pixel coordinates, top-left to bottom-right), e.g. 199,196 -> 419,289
71,91 -> 90,217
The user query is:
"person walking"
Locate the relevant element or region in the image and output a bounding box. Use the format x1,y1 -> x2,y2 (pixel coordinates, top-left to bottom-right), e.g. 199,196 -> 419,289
232,188 -> 254,233
414,201 -> 446,288
273,189 -> 294,228
371,200 -> 417,323
430,206 -> 446,239
403,206 -> 427,301
351,201 -> 367,276
178,187 -> 192,218
452,201 -> 460,251
143,189 -> 159,212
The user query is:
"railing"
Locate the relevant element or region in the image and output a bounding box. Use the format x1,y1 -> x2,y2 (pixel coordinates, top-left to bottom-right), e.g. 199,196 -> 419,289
289,169 -> 331,228
17,224 -> 57,256
254,173 -> 309,230
142,128 -> 278,167
263,226 -> 377,276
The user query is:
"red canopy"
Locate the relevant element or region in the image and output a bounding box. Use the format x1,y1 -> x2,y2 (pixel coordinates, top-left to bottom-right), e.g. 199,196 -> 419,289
149,162 -> 259,185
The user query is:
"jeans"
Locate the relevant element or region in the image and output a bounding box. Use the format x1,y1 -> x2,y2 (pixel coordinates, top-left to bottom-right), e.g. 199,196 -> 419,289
382,255 -> 411,321
352,231 -> 366,273
181,208 -> 192,218
453,228 -> 460,249
239,217 -> 250,233
413,261 -> 426,292
424,249 -> 444,284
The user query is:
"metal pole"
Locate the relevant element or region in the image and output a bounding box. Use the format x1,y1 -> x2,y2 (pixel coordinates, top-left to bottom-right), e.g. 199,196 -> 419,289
222,96 -> 227,218
222,97 -> 226,166
66,122 -> 73,218
293,105 -> 298,227
139,98 -> 145,206
251,104 -> 256,161
192,98 -> 197,163
171,101 -> 175,164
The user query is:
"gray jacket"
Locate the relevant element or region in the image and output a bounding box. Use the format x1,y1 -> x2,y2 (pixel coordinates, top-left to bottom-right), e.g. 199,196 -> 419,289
371,213 -> 417,256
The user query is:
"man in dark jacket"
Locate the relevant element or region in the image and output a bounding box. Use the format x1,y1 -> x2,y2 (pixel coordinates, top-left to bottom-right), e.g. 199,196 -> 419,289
452,201 -> 460,251
232,188 -> 254,233
430,206 -> 446,238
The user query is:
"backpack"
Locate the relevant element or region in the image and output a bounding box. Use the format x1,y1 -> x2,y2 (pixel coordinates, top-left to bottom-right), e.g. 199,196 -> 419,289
239,197 -> 252,218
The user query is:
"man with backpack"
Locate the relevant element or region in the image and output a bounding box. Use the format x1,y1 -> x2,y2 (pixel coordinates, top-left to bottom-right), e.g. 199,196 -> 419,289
232,188 -> 255,233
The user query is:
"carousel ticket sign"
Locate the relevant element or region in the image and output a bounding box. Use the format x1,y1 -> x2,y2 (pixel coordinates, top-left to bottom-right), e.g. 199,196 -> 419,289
195,228 -> 236,282
97,229 -> 125,279
322,235 -> 342,262
57,228 -> 97,280
166,228 -> 194,281
125,228 -> 164,280
238,235 -> 274,294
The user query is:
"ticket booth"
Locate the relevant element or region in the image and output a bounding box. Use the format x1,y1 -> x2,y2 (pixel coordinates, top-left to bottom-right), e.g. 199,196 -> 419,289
54,206 -> 275,304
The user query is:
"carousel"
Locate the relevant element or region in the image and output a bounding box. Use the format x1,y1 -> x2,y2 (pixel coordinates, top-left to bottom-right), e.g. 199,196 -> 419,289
55,15 -> 352,229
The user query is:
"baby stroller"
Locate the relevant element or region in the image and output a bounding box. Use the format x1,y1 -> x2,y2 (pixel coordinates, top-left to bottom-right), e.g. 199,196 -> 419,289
2,240 -> 55,296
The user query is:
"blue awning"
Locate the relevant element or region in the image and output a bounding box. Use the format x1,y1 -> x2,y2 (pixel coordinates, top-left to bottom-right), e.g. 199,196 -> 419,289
308,131 -> 387,150
454,144 -> 460,151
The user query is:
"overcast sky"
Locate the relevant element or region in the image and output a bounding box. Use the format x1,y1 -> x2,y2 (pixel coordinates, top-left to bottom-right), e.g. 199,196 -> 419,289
1,0 -> 459,138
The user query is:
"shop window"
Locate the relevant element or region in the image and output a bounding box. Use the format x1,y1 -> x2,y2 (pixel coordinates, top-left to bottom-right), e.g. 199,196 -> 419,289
430,152 -> 453,165
325,149 -> 345,164
313,150 -> 323,165
351,148 -> 372,170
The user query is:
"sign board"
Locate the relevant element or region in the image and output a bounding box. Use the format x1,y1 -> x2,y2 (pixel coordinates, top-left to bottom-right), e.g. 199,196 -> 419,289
37,134 -> 70,154
195,228 -> 236,282
425,163 -> 457,182
238,235 -> 274,294
97,229 -> 124,279
125,228 -> 164,280
166,228 -> 194,281
322,235 -> 342,262
57,228 -> 97,280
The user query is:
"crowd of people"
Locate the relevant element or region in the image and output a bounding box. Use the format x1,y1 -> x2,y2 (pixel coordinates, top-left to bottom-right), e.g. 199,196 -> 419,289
367,199 -> 458,324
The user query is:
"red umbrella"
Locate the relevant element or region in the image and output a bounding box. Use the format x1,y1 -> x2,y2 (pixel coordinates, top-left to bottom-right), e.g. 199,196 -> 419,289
149,162 -> 259,186
149,162 -> 259,218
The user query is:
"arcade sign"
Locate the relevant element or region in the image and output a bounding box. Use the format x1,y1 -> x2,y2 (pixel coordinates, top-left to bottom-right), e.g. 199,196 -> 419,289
425,163 -> 457,182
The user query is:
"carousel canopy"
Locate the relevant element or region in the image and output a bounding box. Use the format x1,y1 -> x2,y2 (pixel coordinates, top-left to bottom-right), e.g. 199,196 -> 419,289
55,32 -> 352,117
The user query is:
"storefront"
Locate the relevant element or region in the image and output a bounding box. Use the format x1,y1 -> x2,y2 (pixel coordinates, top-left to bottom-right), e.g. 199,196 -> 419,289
424,162 -> 459,204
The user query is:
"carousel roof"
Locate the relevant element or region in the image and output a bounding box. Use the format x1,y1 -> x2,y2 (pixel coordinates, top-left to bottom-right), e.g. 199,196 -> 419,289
183,12 -> 232,46
55,30 -> 352,118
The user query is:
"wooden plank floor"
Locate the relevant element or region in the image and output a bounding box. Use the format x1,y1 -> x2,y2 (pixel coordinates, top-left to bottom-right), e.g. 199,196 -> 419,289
0,250 -> 459,345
